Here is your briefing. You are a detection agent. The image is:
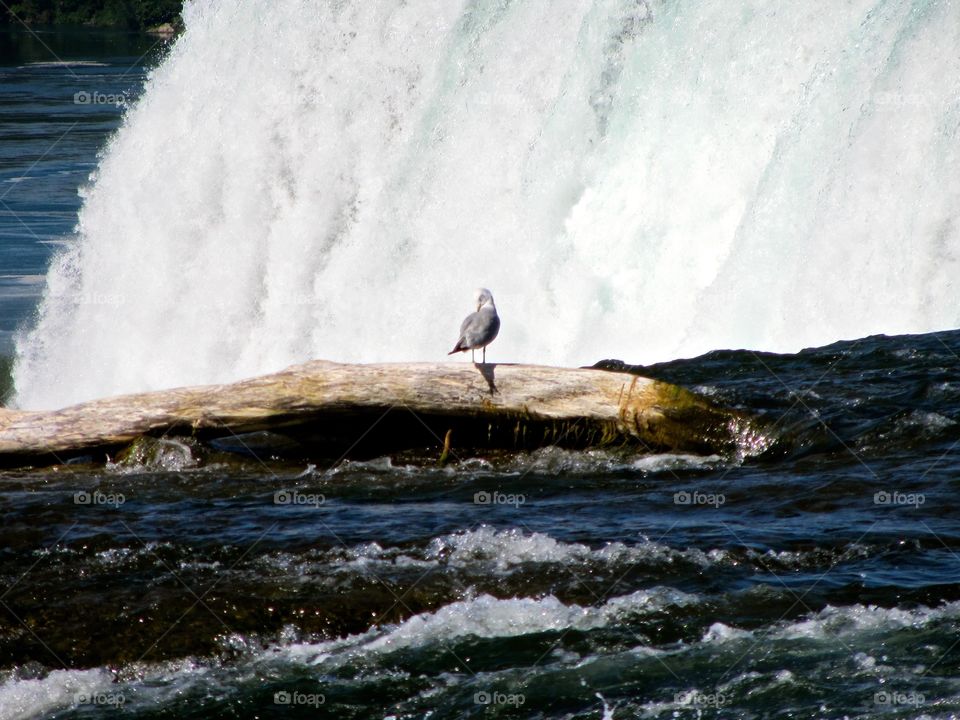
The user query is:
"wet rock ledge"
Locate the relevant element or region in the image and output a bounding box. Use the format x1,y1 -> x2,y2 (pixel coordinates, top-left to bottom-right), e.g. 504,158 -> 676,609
0,361 -> 771,468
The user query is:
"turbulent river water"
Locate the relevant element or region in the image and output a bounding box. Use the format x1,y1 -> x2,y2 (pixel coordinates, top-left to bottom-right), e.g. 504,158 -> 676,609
2,330 -> 960,718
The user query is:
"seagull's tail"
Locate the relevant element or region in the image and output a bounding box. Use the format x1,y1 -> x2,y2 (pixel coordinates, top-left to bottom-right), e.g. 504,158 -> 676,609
448,339 -> 465,355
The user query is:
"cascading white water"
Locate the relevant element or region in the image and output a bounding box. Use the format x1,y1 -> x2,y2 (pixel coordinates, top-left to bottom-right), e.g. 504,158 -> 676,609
13,0 -> 960,409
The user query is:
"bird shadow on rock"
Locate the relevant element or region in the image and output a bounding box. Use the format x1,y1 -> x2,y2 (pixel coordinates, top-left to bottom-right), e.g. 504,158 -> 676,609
474,362 -> 497,395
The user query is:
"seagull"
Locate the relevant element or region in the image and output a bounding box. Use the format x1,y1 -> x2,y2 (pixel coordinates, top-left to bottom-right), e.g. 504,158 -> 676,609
448,287 -> 500,363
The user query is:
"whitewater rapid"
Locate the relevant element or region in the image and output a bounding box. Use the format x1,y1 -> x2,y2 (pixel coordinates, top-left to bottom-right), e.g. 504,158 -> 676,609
13,0 -> 960,408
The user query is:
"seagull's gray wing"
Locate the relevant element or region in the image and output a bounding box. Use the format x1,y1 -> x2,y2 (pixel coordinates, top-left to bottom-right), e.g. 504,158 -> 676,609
460,307 -> 499,348
449,307 -> 500,354
459,311 -> 480,338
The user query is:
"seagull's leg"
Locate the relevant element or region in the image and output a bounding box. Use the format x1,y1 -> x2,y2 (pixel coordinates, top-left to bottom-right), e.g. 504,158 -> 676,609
471,348 -> 475,363
482,346 -> 486,364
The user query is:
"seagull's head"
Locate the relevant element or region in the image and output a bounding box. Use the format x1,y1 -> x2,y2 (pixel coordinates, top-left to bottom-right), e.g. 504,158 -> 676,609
475,288 -> 495,310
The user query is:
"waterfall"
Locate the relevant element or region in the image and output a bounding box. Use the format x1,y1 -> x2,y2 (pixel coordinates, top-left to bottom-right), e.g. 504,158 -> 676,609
13,0 -> 960,409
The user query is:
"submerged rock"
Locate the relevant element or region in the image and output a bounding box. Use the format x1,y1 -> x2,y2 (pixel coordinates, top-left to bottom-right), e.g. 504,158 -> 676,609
146,22 -> 178,36
110,436 -> 199,472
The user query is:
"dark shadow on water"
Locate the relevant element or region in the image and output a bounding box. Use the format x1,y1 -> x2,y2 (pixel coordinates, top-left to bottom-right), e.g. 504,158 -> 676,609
0,355 -> 11,407
474,362 -> 497,394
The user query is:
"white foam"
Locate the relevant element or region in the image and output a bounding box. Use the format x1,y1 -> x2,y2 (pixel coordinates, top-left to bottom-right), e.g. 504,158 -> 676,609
423,526 -> 713,572
655,602 -> 960,651
852,652 -> 877,670
448,447 -> 733,475
281,588 -> 685,666
631,453 -> 725,472
701,622 -> 752,644
596,692 -> 616,719
0,668 -> 114,720
426,526 -> 585,568
776,602 -> 958,641
259,526 -> 719,581
4,598 -> 954,716
773,669 -> 795,684
13,0 -> 960,408
364,594 -> 595,651
898,410 -> 956,433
